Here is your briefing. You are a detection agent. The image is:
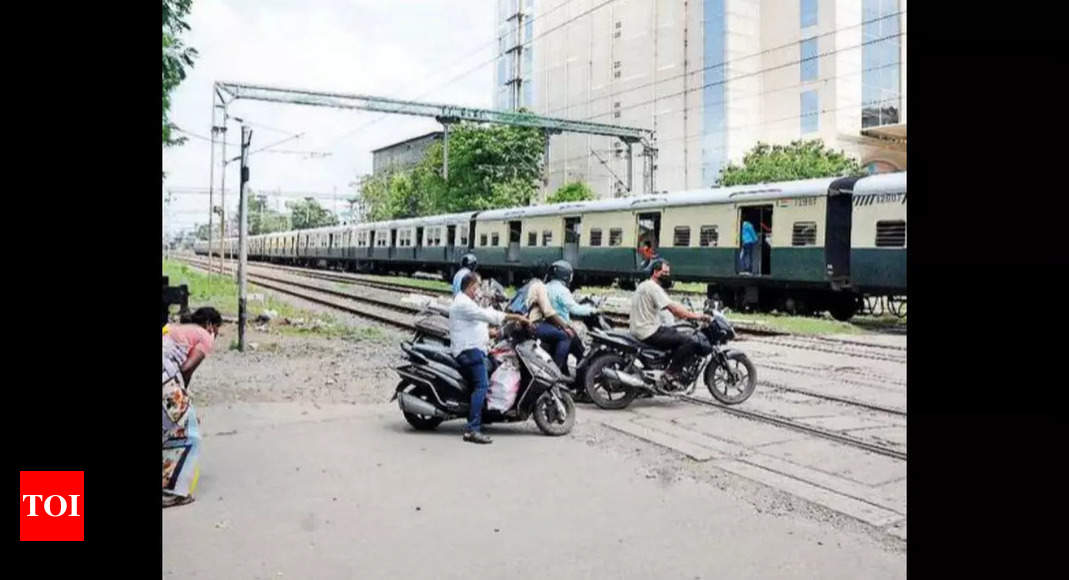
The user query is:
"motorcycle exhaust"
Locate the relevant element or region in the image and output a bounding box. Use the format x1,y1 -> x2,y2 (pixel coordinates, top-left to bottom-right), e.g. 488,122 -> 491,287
397,392 -> 452,418
601,368 -> 648,389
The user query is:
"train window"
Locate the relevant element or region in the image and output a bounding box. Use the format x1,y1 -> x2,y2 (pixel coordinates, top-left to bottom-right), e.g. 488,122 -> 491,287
609,228 -> 623,246
434,228 -> 442,246
875,220 -> 906,247
480,234 -> 488,247
491,233 -> 500,247
673,226 -> 691,247
528,232 -> 537,246
589,228 -> 603,247
460,230 -> 468,246
700,225 -> 719,247
792,222 -> 818,246
542,230 -> 553,246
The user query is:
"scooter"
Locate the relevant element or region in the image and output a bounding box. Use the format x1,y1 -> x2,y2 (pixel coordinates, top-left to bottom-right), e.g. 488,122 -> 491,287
391,321 -> 576,435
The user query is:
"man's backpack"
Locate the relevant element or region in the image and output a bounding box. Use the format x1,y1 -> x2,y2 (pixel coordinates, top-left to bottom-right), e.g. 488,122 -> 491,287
507,280 -> 535,315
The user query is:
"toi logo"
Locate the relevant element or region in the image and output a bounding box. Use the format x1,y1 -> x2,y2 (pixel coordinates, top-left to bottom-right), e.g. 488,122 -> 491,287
19,471 -> 84,541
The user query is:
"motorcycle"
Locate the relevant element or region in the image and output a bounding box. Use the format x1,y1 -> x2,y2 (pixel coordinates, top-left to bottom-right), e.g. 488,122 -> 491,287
582,300 -> 757,410
391,321 -> 576,436
410,278 -> 510,346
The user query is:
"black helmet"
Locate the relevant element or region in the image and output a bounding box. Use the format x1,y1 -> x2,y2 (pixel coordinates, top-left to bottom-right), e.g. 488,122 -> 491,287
460,253 -> 478,270
547,260 -> 574,284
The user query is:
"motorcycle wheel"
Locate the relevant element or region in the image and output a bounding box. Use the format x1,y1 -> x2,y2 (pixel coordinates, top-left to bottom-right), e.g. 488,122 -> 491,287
584,354 -> 640,410
398,381 -> 444,431
533,391 -> 575,436
704,352 -> 757,405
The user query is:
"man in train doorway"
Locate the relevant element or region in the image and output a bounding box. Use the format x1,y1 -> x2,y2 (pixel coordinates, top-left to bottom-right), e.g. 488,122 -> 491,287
740,220 -> 758,275
638,240 -> 660,277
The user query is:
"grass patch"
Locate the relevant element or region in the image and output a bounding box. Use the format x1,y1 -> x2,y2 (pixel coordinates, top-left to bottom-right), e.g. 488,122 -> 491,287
359,273 -> 451,292
163,259 -> 391,344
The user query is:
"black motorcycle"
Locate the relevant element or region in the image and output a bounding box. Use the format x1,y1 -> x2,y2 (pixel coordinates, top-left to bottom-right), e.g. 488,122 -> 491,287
391,322 -> 576,436
410,278 -> 510,346
582,302 -> 757,410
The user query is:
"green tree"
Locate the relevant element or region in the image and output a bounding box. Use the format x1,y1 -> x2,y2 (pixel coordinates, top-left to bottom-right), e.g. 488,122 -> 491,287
162,0 -> 198,147
356,115 -> 545,220
286,198 -> 339,230
546,181 -> 595,204
716,140 -> 863,187
248,194 -> 290,235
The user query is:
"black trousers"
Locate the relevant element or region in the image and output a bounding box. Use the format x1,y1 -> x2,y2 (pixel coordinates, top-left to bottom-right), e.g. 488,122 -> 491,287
642,326 -> 701,374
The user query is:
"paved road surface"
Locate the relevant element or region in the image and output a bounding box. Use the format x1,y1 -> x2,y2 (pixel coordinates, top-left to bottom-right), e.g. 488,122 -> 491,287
164,402 -> 904,579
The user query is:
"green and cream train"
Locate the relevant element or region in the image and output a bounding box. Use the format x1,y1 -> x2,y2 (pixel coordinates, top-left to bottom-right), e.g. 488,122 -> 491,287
196,172 -> 906,321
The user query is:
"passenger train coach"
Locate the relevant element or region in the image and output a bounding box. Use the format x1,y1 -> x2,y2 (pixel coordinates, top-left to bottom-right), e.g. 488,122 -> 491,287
194,172 -> 906,321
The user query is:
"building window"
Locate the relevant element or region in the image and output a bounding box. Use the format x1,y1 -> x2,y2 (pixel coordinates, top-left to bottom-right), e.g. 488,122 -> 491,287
800,37 -> 818,81
801,0 -> 817,28
875,220 -> 906,247
862,0 -> 901,128
801,90 -> 819,134
792,221 -> 818,246
480,234 -> 488,247
491,232 -> 500,247
609,228 -> 623,246
589,228 -> 603,247
673,226 -> 691,247
542,230 -> 552,246
699,225 -> 719,247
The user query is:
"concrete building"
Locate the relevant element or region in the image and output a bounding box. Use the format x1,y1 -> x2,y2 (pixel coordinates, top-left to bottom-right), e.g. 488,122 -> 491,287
371,131 -> 443,175
493,0 -> 906,199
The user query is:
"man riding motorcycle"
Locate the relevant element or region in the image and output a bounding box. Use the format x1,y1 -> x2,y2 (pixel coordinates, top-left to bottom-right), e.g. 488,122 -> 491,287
629,259 -> 711,390
532,260 -> 596,380
452,253 -> 478,296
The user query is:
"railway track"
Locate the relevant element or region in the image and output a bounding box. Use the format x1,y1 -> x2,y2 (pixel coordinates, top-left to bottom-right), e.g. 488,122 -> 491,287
178,256 -> 905,461
679,394 -> 906,461
181,260 -> 421,332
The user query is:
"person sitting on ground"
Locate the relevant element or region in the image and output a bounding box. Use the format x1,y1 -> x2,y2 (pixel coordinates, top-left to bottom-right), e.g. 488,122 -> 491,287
449,272 -> 530,444
628,260 -> 711,390
452,253 -> 478,296
162,306 -> 223,507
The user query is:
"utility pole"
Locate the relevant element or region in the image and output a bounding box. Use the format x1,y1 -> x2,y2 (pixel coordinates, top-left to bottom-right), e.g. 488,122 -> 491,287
237,125 -> 252,352
209,99 -> 218,275
219,107 -> 229,274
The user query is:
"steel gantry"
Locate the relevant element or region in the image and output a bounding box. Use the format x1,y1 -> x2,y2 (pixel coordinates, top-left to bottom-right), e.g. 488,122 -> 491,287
207,81 -> 658,262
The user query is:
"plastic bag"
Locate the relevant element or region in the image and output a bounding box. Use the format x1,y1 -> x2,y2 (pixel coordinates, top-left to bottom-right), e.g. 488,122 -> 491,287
487,357 -> 522,411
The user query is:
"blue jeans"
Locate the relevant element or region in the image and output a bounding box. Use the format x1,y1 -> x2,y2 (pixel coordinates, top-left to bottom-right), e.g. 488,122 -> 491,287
534,322 -> 571,373
456,348 -> 490,433
740,243 -> 756,273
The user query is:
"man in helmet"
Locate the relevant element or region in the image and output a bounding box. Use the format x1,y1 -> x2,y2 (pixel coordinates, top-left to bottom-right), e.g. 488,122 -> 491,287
538,260 -> 596,378
452,253 -> 478,296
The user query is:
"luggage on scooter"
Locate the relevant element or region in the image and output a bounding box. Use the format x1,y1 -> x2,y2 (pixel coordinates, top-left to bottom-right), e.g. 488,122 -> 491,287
487,356 -> 522,411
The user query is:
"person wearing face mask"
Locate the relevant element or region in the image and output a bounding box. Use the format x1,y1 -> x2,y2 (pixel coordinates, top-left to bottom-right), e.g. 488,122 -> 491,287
450,272 -> 531,444
162,306 -> 223,507
628,260 -> 711,388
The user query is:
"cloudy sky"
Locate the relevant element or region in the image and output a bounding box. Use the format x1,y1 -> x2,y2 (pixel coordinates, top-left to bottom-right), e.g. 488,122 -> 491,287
164,0 -> 496,235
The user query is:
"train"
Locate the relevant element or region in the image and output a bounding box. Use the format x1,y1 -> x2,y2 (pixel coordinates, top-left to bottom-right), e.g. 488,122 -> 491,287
194,171 -> 906,321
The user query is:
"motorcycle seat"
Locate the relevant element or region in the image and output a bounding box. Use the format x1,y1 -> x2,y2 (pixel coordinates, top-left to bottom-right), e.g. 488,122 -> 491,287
411,343 -> 461,369
594,330 -> 670,359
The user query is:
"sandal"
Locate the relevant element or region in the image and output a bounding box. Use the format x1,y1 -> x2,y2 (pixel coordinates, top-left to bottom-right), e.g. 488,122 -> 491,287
162,494 -> 195,508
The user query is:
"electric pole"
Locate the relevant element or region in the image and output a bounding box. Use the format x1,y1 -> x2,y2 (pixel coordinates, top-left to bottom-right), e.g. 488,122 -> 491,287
237,125 -> 252,352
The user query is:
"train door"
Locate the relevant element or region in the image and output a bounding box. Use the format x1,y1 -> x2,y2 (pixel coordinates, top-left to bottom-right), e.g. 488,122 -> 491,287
467,221 -> 477,249
563,217 -> 581,265
737,205 -> 773,276
507,221 -> 522,263
636,212 -> 661,268
390,229 -> 398,259
368,231 -> 376,258
416,226 -> 424,260
447,225 -> 457,263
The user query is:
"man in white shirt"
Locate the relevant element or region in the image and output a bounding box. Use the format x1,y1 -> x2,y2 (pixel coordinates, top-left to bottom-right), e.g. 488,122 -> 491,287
449,271 -> 530,444
630,260 -> 711,389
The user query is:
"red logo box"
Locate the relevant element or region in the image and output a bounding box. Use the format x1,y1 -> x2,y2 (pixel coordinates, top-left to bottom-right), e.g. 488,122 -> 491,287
20,471 -> 84,541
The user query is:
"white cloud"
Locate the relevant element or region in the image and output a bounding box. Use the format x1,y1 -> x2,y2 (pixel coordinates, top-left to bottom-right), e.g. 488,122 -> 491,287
164,0 -> 496,233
